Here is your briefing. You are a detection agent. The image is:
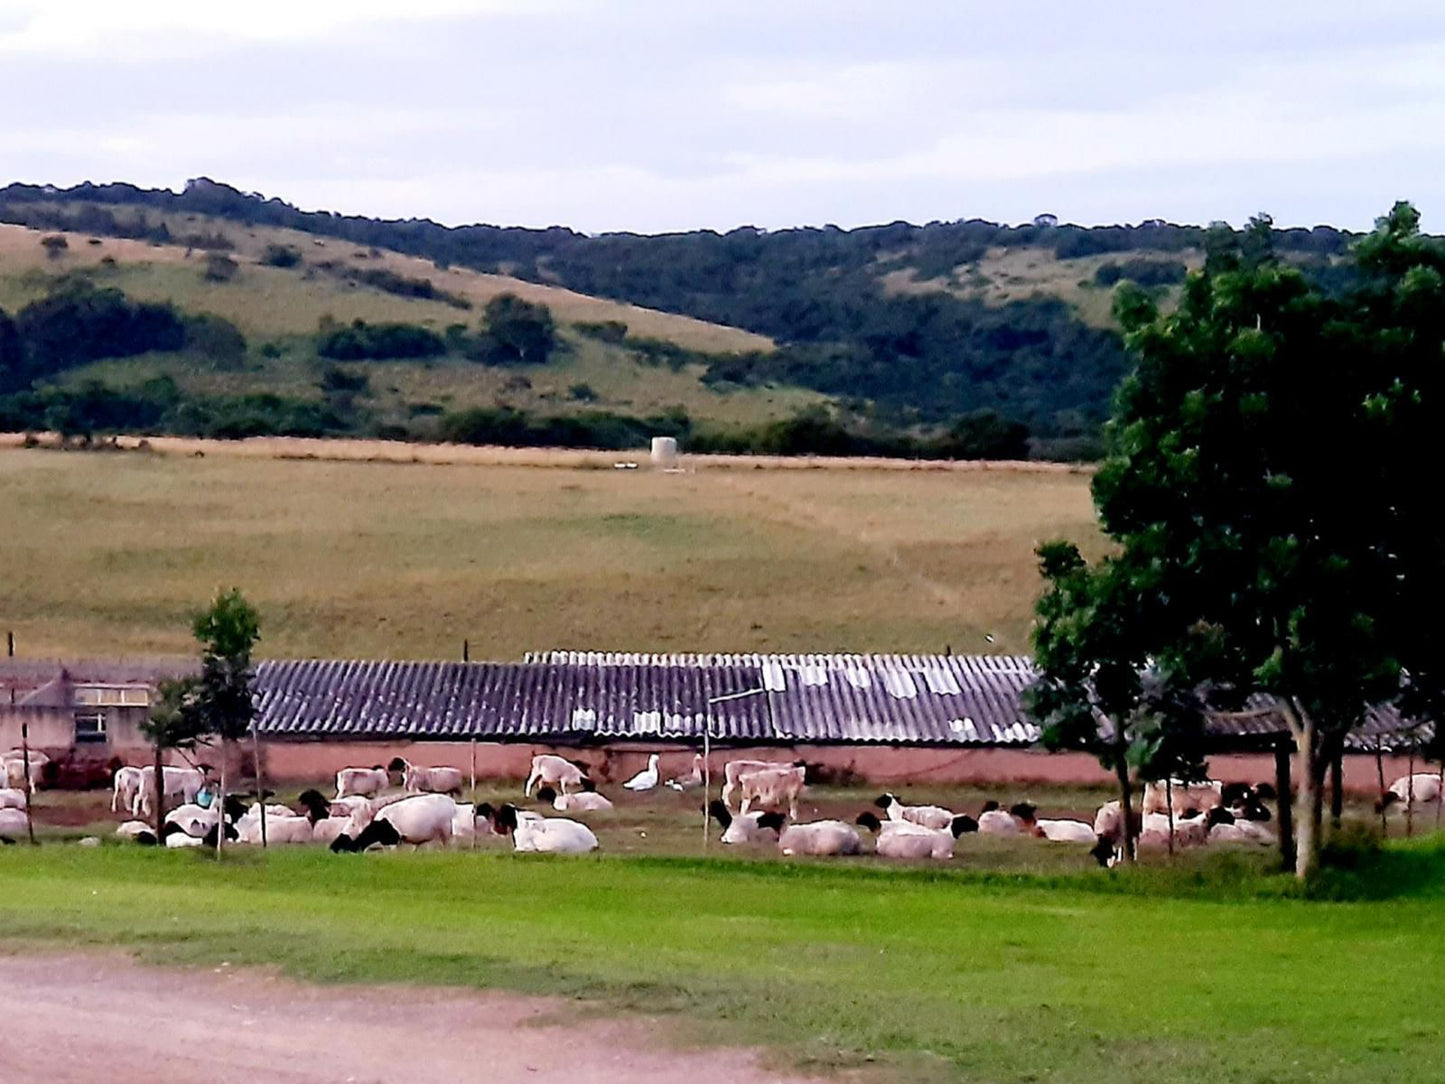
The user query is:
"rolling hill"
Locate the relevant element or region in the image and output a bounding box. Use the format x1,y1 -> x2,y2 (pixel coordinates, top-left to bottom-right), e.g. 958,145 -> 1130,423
0,178 -> 1369,456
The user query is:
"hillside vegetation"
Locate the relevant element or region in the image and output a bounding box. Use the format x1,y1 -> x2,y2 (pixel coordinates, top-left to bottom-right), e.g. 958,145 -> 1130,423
2,180 -> 1376,450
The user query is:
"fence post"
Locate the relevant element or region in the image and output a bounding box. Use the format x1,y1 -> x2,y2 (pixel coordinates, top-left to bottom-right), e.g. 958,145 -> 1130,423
21,723 -> 36,845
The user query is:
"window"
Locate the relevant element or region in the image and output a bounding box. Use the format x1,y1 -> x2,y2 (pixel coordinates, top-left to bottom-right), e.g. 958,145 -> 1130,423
73,685 -> 150,707
75,712 -> 107,743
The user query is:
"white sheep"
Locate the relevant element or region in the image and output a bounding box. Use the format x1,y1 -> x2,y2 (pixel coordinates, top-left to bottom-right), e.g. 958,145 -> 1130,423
392,758 -> 465,796
111,766 -> 143,813
874,793 -> 958,831
708,799 -> 784,844
720,759 -> 784,809
855,811 -> 971,859
331,793 -> 458,852
0,787 -> 28,811
524,754 -> 592,797
976,801 -> 1020,835
737,765 -> 806,819
536,784 -> 613,813
334,766 -> 392,799
777,819 -> 861,857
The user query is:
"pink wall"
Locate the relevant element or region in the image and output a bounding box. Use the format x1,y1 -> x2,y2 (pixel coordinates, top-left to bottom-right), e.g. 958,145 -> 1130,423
246,739 -> 1421,795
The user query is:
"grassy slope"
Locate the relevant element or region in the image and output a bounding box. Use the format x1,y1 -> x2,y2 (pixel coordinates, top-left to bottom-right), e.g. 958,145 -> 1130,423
0,448 -> 1097,658
2,843 -> 1442,1083
0,218 -> 819,431
882,246 -> 1205,330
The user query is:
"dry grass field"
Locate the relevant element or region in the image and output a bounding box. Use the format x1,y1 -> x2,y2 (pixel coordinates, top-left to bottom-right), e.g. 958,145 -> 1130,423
0,445 -> 1098,659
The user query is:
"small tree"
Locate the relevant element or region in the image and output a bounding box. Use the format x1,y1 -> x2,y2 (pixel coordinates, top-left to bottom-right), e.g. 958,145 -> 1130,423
138,677 -> 206,840
191,588 -> 260,854
203,253 -> 239,283
40,235 -> 68,259
472,294 -> 556,365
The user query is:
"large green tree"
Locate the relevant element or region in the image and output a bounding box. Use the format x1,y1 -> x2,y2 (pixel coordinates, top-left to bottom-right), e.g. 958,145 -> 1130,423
1045,206 -> 1441,878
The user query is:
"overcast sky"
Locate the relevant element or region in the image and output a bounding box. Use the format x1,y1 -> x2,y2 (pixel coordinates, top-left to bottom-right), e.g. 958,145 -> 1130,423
3,1 -> 1442,234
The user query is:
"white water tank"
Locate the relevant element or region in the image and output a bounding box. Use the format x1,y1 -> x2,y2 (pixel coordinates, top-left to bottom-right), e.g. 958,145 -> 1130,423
650,436 -> 678,467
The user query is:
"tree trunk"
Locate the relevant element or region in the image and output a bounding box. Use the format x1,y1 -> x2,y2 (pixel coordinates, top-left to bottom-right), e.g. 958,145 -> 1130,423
1329,751 -> 1344,835
215,739 -> 227,858
1375,738 -> 1389,836
1274,739 -> 1295,872
1113,752 -> 1136,863
1406,744 -> 1416,838
1285,702 -> 1318,880
153,741 -> 166,841
1165,777 -> 1175,856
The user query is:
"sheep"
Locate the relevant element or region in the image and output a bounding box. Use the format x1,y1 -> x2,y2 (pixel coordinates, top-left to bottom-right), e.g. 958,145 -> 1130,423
536,783 -> 613,813
1138,811 -> 1208,849
874,793 -> 957,831
976,800 -> 1020,836
1206,807 -> 1277,845
855,810 -> 972,859
1376,773 -> 1444,813
115,819 -> 156,842
1142,779 -> 1223,818
708,799 -> 785,844
0,807 -> 28,836
331,793 -> 457,852
1002,803 -> 1096,843
335,766 -> 391,800
391,758 -> 465,796
3,751 -> 49,789
133,765 -> 204,818
524,754 -> 591,797
721,759 -> 785,809
162,821 -> 205,848
238,814 -> 314,845
0,787 -> 28,811
111,766 -> 144,813
488,803 -> 598,853
738,765 -> 806,819
777,819 -> 862,857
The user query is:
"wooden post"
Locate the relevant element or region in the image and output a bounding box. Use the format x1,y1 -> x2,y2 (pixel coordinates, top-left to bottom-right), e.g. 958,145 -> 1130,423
1274,739 -> 1295,873
1164,777 -> 1175,856
1329,751 -> 1344,833
251,726 -> 267,849
215,741 -> 228,858
6,630 -> 13,657
21,723 -> 35,845
469,739 -> 477,851
463,639 -> 470,663
702,724 -> 711,852
1375,738 -> 1388,836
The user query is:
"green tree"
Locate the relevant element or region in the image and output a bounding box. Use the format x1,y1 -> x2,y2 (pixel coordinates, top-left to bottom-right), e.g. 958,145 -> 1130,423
0,307 -> 27,392
1080,205 -> 1440,878
138,677 -> 206,840
191,588 -> 261,854
473,294 -> 556,365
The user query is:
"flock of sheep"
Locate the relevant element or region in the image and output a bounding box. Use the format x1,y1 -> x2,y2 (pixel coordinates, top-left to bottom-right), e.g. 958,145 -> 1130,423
7,746 -> 1441,861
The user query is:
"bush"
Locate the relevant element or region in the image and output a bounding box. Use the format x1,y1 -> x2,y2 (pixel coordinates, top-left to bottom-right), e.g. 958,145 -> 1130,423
185,313 -> 247,368
40,234 -> 68,258
319,366 -> 370,395
317,319 -> 446,360
573,320 -> 628,344
471,294 -> 556,365
203,253 -> 239,282
15,281 -> 186,378
568,382 -> 598,402
259,244 -> 302,268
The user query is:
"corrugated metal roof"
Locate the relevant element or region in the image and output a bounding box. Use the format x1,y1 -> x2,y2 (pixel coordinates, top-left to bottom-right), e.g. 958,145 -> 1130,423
253,654 -> 1041,746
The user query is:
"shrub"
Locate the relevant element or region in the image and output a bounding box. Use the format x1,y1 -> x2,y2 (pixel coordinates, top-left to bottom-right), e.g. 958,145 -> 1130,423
319,366 -> 370,395
185,313 -> 247,368
203,253 -> 239,282
569,382 -> 598,401
317,319 -> 446,360
573,320 -> 628,344
40,234 -> 68,258
259,244 -> 302,268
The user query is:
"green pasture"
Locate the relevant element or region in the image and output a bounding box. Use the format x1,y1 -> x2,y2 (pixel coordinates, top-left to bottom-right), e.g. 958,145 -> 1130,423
2,841 -> 1442,1083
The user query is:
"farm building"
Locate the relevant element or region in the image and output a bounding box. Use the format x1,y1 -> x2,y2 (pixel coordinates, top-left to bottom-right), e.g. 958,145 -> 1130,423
0,652 -> 1431,789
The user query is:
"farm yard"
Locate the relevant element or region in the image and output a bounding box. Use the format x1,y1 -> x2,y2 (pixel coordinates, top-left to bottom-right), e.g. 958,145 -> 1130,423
0,444 -> 1097,659
3,768 -> 1445,1084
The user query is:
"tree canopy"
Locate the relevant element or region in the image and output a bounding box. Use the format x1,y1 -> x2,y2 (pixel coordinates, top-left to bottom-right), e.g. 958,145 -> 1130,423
1029,203 -> 1445,877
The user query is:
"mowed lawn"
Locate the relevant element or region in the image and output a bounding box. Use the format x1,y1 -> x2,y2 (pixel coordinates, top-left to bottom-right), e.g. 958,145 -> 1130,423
2,844 -> 1442,1083
0,449 -> 1098,658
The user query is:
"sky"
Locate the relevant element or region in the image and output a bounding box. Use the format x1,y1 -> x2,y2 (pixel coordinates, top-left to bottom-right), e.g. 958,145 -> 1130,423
2,0 -> 1443,234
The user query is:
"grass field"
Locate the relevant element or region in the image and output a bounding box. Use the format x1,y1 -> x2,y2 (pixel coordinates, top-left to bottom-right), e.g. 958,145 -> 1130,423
2,838 -> 1442,1083
0,447 -> 1098,659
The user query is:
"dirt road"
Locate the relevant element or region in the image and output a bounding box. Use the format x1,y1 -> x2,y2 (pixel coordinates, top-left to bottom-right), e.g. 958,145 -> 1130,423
0,952 -> 815,1084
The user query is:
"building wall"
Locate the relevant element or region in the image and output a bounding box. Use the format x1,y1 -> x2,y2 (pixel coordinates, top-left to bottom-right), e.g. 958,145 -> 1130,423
1,705 -> 155,757
245,737 -> 1421,795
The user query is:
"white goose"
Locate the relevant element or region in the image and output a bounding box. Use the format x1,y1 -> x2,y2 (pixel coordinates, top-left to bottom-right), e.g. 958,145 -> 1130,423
622,753 -> 660,791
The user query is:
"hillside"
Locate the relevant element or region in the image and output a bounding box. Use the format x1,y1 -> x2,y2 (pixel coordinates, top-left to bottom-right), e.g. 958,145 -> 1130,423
0,178 -> 1371,456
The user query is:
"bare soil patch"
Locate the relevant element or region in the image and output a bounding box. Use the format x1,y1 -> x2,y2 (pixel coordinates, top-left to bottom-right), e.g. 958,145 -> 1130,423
0,950 -> 817,1084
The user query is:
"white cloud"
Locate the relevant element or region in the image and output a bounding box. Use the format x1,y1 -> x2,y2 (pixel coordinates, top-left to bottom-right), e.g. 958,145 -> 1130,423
0,0 -> 564,57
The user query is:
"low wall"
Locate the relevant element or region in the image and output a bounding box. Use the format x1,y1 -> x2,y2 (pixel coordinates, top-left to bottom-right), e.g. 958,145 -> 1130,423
245,738 -> 1421,794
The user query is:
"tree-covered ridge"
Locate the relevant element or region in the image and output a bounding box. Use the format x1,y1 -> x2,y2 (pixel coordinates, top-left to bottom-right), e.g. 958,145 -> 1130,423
0,178 -> 1360,442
